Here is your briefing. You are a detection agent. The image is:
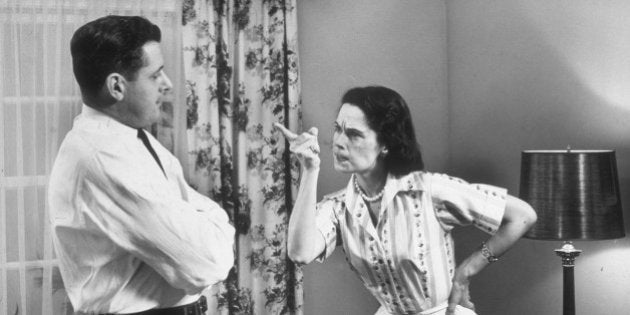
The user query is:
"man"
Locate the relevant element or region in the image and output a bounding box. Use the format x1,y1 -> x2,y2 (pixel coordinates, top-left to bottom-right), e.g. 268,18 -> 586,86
48,15 -> 235,314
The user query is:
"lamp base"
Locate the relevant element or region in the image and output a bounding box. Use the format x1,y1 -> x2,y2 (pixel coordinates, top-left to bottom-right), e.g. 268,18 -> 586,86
555,241 -> 582,315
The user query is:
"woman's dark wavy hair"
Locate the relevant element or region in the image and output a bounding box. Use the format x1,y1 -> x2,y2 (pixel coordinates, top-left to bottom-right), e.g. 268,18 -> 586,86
70,15 -> 161,101
340,86 -> 424,176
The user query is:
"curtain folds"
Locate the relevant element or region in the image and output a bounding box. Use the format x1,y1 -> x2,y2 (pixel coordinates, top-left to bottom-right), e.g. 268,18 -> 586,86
181,0 -> 303,314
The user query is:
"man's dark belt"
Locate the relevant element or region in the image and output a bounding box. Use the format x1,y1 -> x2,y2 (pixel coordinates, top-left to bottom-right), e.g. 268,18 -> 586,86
103,296 -> 207,315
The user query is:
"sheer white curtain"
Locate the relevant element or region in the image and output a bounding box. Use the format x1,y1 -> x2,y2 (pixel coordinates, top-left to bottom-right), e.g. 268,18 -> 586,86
0,1 -> 183,314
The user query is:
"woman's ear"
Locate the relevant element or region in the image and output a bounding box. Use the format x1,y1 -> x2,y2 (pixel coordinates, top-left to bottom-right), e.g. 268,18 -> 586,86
104,73 -> 126,101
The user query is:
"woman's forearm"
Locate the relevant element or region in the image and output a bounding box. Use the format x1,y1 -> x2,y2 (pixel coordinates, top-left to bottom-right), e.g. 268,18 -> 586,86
459,195 -> 537,277
287,167 -> 326,264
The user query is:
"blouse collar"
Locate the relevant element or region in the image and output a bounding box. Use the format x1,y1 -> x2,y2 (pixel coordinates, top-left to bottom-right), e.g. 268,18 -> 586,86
344,171 -> 426,212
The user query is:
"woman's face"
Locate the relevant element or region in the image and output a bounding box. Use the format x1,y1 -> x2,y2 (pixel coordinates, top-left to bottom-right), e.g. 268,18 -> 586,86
332,103 -> 385,174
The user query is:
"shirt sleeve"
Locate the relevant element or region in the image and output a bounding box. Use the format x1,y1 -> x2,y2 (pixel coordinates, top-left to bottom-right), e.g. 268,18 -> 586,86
314,196 -> 342,263
82,150 -> 235,294
429,173 -> 506,234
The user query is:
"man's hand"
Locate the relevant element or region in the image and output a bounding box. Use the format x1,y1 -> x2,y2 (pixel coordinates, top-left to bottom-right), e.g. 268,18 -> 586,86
274,122 -> 321,170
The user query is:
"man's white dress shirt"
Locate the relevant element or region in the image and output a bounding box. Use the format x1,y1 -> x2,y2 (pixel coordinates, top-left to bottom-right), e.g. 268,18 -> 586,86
48,105 -> 235,313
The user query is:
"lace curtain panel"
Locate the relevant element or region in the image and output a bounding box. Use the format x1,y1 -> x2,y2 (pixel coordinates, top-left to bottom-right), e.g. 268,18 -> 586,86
0,1 -> 181,314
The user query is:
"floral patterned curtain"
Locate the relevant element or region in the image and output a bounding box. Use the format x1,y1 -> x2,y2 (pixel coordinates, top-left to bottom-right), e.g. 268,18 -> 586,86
181,0 -> 302,314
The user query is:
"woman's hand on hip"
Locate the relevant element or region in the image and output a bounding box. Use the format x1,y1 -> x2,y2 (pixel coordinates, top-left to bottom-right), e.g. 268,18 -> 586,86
446,266 -> 476,315
274,122 -> 321,170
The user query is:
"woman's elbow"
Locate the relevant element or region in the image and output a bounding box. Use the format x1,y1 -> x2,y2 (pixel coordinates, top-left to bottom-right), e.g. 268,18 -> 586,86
521,203 -> 538,230
507,196 -> 538,230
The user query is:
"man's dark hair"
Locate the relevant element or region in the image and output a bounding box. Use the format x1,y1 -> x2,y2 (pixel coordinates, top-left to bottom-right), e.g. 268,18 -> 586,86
341,86 -> 424,176
70,15 -> 161,100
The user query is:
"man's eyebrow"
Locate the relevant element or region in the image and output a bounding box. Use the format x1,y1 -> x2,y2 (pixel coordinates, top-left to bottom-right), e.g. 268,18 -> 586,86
152,65 -> 164,75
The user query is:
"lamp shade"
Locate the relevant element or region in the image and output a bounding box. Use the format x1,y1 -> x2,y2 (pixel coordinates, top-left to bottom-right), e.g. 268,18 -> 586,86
519,150 -> 625,240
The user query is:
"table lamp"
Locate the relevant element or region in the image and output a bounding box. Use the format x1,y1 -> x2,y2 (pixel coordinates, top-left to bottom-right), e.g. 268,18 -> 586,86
519,149 -> 625,315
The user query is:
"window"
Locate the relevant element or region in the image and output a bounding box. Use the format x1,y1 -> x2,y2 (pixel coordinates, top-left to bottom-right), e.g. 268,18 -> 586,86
0,1 -> 180,314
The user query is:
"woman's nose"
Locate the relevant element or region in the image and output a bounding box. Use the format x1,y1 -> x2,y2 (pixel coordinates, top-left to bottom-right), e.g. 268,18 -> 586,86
333,134 -> 346,150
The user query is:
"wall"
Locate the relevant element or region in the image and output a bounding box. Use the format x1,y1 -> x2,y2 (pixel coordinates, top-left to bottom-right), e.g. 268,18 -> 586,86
297,1 -> 448,314
447,1 -> 630,314
298,1 -> 630,314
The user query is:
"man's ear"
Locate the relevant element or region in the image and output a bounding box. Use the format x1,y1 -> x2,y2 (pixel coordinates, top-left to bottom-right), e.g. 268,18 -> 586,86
104,73 -> 126,101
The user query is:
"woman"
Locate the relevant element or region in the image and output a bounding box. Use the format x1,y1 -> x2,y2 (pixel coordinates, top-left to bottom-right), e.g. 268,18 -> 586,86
274,86 -> 537,315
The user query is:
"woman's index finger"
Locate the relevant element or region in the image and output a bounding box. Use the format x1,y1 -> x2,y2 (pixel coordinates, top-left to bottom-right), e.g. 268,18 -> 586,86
273,122 -> 298,140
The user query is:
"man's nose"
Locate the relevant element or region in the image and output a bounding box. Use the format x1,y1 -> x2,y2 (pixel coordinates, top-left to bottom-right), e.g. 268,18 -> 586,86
160,73 -> 173,93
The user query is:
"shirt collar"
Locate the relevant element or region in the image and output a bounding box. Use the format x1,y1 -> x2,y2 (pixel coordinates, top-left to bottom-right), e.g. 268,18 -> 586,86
77,104 -> 138,138
344,171 -> 426,211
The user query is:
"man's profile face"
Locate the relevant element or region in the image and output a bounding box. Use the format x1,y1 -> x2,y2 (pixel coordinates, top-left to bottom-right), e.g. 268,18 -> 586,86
124,41 -> 172,128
